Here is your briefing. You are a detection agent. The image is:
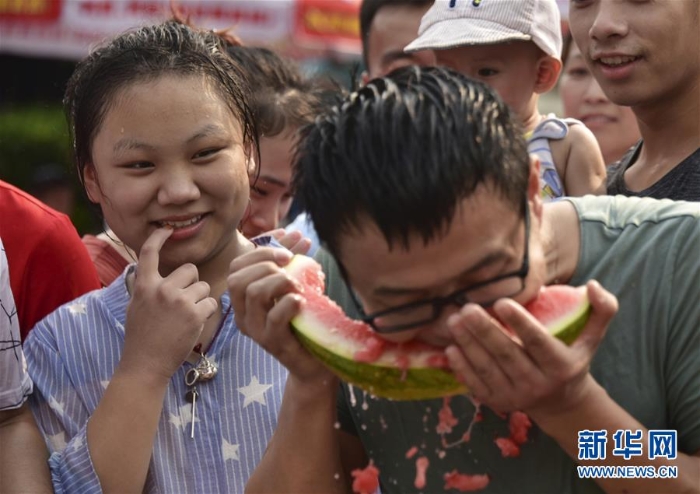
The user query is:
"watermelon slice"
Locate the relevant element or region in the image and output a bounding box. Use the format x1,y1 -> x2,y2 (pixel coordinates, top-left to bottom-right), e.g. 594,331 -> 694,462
286,255 -> 590,401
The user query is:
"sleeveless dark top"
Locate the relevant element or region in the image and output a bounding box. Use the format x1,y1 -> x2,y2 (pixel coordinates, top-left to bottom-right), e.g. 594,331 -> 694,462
607,141 -> 700,201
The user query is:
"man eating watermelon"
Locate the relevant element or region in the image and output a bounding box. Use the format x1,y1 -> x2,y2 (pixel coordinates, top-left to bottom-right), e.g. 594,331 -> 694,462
228,66 -> 700,493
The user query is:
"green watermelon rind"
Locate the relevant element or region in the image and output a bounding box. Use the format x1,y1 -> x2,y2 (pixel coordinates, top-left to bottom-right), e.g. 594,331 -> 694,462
292,322 -> 468,400
287,256 -> 592,401
545,291 -> 592,345
292,298 -> 589,401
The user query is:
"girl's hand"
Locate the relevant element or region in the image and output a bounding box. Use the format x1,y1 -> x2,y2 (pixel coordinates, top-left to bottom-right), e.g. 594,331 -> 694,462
120,228 -> 218,383
445,281 -> 618,420
228,247 -> 333,385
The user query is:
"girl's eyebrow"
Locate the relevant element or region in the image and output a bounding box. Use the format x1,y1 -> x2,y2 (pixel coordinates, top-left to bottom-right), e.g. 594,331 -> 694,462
187,124 -> 228,143
112,124 -> 229,154
113,138 -> 154,154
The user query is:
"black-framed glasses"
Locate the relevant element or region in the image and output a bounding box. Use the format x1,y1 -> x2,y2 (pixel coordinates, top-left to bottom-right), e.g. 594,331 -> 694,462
339,201 -> 530,334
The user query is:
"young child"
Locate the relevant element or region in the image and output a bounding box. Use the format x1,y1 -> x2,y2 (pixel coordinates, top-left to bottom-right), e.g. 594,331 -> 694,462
23,19 -> 287,493
405,0 -> 606,199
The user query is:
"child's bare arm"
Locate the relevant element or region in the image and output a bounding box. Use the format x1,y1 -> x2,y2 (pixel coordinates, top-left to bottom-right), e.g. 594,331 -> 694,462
555,124 -> 607,196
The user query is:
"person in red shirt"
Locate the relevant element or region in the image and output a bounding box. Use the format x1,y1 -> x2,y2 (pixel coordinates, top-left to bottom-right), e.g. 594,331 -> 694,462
0,180 -> 101,339
82,229 -> 135,287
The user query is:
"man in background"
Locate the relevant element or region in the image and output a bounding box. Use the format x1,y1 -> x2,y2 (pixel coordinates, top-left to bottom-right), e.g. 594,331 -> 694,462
360,0 -> 435,81
569,0 -> 700,200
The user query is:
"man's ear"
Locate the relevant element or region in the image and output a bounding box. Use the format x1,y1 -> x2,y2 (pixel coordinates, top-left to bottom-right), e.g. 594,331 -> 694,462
83,165 -> 102,204
534,56 -> 562,94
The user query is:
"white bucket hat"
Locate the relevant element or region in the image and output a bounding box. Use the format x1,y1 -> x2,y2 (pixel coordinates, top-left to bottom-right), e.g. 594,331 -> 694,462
405,0 -> 562,60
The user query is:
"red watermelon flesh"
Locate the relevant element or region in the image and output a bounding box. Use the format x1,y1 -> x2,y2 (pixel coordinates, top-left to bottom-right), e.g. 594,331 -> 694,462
351,462 -> 380,494
443,471 -> 491,491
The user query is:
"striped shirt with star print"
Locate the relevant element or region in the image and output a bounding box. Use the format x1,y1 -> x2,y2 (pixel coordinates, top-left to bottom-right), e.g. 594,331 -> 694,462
23,243 -> 288,494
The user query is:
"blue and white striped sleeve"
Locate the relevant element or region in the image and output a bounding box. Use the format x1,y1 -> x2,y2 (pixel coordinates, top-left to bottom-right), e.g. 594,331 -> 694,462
24,321 -> 102,494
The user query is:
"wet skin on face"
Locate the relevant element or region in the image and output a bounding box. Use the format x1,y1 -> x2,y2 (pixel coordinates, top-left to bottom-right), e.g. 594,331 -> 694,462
85,74 -> 251,277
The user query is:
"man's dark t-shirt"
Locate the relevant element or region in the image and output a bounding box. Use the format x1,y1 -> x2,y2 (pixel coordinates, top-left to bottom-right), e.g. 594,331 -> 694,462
607,141 -> 700,201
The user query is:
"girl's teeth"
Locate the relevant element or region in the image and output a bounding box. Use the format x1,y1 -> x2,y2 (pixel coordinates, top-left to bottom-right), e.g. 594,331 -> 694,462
159,216 -> 201,228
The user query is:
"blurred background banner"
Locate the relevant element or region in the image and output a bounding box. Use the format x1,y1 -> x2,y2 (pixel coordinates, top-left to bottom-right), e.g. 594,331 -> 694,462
0,0 -> 362,60
294,0 -> 361,55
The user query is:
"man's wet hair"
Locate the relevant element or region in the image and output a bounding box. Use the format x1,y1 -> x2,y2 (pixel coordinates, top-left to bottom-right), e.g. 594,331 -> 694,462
294,65 -> 530,256
359,0 -> 433,69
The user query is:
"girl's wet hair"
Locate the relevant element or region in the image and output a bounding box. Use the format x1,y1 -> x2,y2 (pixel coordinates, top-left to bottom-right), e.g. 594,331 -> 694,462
294,65 -> 530,255
65,18 -> 258,187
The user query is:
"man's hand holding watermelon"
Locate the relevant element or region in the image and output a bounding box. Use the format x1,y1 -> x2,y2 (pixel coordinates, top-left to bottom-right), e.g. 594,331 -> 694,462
228,246 -> 333,388
229,246 -> 356,494
445,280 -> 618,419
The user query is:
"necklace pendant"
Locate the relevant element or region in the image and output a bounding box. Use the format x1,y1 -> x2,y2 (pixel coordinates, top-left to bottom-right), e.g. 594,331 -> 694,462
185,367 -> 200,387
195,354 -> 218,382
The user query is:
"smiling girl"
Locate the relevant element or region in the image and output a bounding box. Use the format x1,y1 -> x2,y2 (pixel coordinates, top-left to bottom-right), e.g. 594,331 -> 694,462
23,20 -> 287,493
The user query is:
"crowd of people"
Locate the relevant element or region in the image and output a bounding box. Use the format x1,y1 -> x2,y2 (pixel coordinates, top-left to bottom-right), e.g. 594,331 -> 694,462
1,0 -> 698,493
